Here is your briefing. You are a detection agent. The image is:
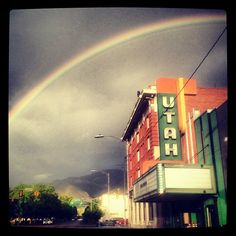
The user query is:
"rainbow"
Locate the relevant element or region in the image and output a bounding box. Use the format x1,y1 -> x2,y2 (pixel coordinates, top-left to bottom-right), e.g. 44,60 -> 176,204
9,13 -> 226,124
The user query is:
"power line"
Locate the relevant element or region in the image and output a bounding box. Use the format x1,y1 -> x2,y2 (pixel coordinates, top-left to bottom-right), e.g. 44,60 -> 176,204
156,26 -> 227,124
188,26 -> 227,82
147,27 -> 227,163
124,26 -> 227,141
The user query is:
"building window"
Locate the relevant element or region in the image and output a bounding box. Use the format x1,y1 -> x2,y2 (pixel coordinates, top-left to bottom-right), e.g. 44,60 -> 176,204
128,144 -> 131,154
137,132 -> 140,143
138,169 -> 141,178
183,212 -> 190,226
141,143 -> 144,158
147,137 -> 150,150
146,117 -> 150,129
137,150 -> 140,162
142,115 -> 145,124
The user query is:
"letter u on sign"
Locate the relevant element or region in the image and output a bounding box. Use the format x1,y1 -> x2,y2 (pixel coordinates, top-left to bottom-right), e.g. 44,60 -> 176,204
162,96 -> 175,108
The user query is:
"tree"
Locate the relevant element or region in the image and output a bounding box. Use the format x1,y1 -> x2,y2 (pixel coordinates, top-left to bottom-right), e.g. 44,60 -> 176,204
70,198 -> 86,216
82,199 -> 104,224
58,195 -> 77,220
9,198 -> 19,218
33,184 -> 57,196
9,184 -> 78,221
9,184 -> 35,218
36,192 -> 61,218
59,195 -> 73,204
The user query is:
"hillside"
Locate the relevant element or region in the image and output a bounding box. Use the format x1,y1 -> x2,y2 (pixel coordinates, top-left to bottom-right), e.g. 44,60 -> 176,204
53,168 -> 124,198
54,183 -> 92,202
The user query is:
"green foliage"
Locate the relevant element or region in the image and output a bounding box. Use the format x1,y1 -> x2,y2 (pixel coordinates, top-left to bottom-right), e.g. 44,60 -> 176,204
9,184 -> 78,220
82,198 -> 104,224
59,195 -> 73,204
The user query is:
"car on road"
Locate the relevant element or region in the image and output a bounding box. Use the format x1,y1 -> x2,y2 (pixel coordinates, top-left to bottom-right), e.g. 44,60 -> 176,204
111,217 -> 126,226
43,218 -> 53,225
100,219 -> 116,226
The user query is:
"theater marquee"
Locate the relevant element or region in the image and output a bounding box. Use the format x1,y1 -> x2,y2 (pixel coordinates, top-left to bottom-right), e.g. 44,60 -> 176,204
133,164 -> 216,201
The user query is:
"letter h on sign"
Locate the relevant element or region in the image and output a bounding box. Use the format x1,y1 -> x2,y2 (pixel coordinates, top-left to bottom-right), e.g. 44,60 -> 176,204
165,143 -> 178,156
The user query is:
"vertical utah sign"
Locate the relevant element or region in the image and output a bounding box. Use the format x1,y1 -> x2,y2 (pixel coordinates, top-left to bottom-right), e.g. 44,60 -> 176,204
158,94 -> 182,160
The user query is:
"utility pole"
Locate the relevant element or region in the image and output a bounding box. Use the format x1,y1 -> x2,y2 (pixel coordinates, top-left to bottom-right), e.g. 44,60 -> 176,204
107,172 -> 110,218
91,169 -> 110,218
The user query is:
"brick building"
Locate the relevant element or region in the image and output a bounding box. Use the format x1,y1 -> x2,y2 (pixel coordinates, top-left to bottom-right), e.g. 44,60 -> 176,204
122,78 -> 227,228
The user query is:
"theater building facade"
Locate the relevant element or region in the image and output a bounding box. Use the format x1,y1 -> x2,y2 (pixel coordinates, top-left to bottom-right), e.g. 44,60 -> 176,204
122,78 -> 227,228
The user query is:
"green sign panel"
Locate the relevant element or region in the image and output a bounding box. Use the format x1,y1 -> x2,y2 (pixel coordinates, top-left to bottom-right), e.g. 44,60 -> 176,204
157,93 -> 182,160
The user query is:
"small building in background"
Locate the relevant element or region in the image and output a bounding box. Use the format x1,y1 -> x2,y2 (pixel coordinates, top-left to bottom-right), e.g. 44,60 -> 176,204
98,188 -> 128,221
122,78 -> 227,228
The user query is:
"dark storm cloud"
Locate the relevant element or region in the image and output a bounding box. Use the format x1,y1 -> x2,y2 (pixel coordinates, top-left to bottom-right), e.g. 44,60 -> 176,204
9,8 -> 227,187
9,8 -> 225,103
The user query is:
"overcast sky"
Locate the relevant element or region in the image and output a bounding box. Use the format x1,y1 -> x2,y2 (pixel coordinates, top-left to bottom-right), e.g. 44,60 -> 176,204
9,8 -> 227,187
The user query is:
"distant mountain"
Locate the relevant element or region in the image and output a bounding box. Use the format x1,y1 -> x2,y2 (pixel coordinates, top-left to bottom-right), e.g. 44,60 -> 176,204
53,168 -> 124,198
54,183 -> 92,202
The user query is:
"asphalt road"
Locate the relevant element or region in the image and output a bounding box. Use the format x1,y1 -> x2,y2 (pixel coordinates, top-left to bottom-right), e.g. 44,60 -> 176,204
12,220 -> 129,229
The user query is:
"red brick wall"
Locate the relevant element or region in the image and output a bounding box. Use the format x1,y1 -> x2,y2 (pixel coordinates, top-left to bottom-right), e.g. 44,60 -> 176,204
127,108 -> 160,186
185,88 -> 227,113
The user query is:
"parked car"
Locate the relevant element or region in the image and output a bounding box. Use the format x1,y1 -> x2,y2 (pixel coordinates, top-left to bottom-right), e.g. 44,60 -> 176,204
100,219 -> 116,226
43,218 -> 53,225
31,218 -> 43,225
111,217 -> 126,226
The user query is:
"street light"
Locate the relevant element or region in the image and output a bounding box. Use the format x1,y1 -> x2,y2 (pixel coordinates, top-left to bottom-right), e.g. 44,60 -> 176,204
94,134 -> 128,224
94,134 -> 105,139
94,134 -> 122,141
90,169 -> 110,217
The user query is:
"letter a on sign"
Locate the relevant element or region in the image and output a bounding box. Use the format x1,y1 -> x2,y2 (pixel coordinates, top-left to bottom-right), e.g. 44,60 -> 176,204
164,128 -> 177,140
